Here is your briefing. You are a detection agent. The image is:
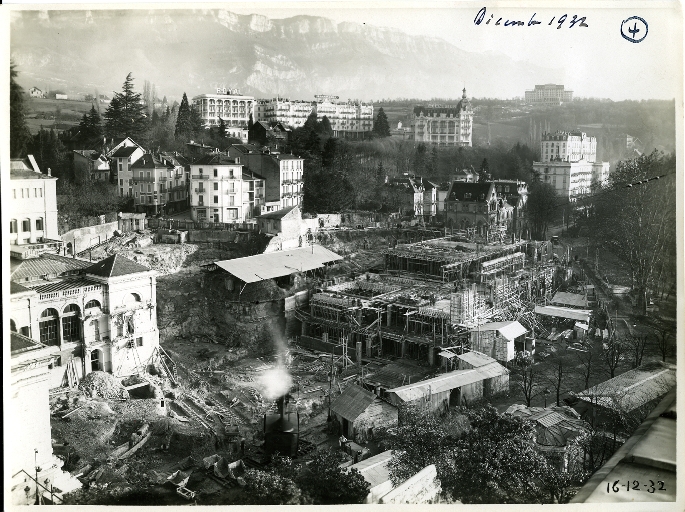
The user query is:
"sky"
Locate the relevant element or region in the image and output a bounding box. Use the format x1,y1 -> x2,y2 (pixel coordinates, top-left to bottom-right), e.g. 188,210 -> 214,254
4,0 -> 683,100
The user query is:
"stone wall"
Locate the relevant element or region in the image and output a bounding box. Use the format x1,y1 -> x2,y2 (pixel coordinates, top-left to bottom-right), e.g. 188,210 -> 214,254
61,221 -> 119,255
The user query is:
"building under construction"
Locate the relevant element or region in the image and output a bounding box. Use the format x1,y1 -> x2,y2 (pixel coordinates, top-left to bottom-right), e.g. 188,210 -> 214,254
295,235 -> 560,370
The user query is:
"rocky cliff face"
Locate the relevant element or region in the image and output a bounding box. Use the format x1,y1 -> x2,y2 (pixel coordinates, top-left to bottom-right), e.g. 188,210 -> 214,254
11,9 -> 561,100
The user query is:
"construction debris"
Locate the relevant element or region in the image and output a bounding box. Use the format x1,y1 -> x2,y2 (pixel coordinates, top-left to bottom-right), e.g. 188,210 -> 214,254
79,372 -> 130,400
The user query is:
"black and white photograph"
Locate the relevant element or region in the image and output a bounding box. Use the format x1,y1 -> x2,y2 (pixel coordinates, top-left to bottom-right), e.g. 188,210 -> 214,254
3,1 -> 682,507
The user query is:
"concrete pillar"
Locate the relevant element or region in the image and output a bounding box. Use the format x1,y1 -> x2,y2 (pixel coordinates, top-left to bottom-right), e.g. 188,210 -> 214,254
366,338 -> 373,358
401,340 -> 407,358
356,341 -> 362,363
386,306 -> 392,327
301,321 -> 308,336
428,346 -> 435,366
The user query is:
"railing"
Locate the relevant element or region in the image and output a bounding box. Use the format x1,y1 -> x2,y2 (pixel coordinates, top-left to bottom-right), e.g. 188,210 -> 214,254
13,469 -> 63,504
194,188 -> 205,194
158,177 -> 168,182
192,175 -> 209,180
175,174 -> 184,179
171,185 -> 186,192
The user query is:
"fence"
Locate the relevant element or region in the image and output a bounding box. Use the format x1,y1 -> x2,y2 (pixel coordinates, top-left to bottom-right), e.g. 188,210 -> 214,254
146,217 -> 258,232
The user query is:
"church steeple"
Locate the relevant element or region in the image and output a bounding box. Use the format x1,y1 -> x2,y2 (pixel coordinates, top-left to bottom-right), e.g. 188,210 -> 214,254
462,87 -> 467,99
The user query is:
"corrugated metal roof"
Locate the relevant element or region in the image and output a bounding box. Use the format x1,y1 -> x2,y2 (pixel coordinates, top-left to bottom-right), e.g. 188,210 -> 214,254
389,362 -> 508,402
535,305 -> 591,322
347,450 -> 393,488
214,245 -> 342,284
552,291 -> 588,308
331,384 -> 377,421
473,321 -> 527,341
456,350 -> 497,368
576,362 -> 676,412
10,254 -> 92,281
32,277 -> 101,294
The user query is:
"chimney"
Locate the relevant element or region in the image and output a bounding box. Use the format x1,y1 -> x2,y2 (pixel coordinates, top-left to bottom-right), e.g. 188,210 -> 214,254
277,396 -> 285,418
47,168 -> 52,176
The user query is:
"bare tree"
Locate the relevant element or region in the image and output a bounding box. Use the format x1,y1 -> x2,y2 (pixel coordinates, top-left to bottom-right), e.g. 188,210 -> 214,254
515,361 -> 542,407
574,346 -> 596,390
625,334 -> 649,368
653,326 -> 674,362
542,349 -> 570,406
601,338 -> 624,378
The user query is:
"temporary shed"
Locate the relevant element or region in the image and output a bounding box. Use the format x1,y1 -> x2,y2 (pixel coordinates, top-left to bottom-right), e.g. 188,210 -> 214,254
470,321 -> 527,362
535,305 -> 591,323
551,291 -> 588,309
346,450 -> 394,503
214,245 -> 342,284
330,384 -> 397,442
386,363 -> 509,413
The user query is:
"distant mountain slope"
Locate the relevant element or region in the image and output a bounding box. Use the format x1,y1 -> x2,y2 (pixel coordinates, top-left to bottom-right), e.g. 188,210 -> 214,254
11,9 -> 563,101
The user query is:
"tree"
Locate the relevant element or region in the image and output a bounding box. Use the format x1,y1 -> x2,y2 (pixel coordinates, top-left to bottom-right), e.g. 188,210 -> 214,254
478,158 -> 492,181
189,105 -> 204,136
174,92 -> 192,140
625,334 -> 649,368
79,104 -> 103,144
440,406 -> 547,503
104,73 -> 148,141
373,107 -> 391,137
574,345 -> 596,390
243,470 -> 306,505
601,337 -> 625,378
10,62 -> 32,158
413,142 -> 427,175
590,151 -> 676,312
218,117 -> 227,139
515,359 -> 542,406
653,324 -> 674,362
319,115 -> 334,137
526,181 -> 558,240
539,442 -> 588,503
296,449 -> 370,504
542,349 -> 570,406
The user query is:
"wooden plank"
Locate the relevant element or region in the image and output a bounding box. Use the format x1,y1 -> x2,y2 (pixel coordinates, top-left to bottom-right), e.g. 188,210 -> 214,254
117,432 -> 152,460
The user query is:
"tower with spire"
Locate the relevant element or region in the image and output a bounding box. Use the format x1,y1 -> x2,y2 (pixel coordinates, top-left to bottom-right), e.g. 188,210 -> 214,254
410,86 -> 473,147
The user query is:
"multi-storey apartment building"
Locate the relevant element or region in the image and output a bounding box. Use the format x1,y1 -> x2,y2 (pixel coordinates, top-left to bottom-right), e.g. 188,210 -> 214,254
109,139 -> 145,198
188,153 -> 265,223
192,89 -> 255,129
227,145 -> 304,209
524,84 -> 573,105
313,97 -> 374,138
533,131 -> 610,200
254,98 -> 314,128
410,88 -> 473,147
131,153 -> 188,215
9,157 -> 60,251
443,181 -> 514,233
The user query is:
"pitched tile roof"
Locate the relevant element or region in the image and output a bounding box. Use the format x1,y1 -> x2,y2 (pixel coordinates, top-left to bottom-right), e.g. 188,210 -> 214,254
85,254 -> 151,278
11,332 -> 49,355
447,181 -> 494,202
132,153 -> 170,169
10,281 -> 33,295
32,277 -> 101,294
111,146 -> 140,158
331,384 -> 377,421
193,153 -> 240,165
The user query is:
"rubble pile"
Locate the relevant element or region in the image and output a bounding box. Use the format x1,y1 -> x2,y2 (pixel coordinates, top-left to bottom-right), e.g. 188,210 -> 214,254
79,371 -> 130,400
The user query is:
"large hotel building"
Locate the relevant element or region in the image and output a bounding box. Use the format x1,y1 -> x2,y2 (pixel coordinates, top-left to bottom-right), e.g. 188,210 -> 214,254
524,84 -> 573,105
193,88 -> 255,129
254,96 -> 374,139
532,131 -> 610,200
410,88 -> 474,147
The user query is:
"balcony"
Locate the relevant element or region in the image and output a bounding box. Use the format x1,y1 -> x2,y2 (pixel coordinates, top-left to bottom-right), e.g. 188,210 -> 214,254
195,188 -> 206,193
171,185 -> 186,192
158,177 -> 168,182
192,175 -> 210,180
175,173 -> 184,179
132,176 -> 156,183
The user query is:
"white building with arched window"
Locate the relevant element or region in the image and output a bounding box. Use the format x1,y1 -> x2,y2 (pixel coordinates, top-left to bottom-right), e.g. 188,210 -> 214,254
192,90 -> 255,129
10,253 -> 160,386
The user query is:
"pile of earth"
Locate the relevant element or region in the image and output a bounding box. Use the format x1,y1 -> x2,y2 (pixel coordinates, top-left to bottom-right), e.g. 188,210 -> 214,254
79,371 -> 129,400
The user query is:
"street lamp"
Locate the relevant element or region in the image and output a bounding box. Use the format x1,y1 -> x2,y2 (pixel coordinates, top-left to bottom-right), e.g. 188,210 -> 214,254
34,448 -> 42,505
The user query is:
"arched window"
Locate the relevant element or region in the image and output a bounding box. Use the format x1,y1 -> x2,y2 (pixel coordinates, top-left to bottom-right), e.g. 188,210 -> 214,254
85,299 -> 101,310
123,293 -> 142,305
62,304 -> 81,343
40,308 -> 60,346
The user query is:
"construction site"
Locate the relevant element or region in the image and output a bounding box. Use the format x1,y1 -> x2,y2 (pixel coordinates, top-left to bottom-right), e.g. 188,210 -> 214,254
25,224 -> 584,505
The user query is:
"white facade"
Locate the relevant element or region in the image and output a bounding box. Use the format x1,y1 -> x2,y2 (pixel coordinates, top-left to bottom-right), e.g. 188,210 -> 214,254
313,99 -> 373,138
525,84 -> 573,105
540,131 -> 597,163
192,90 -> 255,129
411,88 -> 473,147
9,157 -> 59,245
254,98 -> 314,128
188,155 -> 265,223
108,140 -> 145,198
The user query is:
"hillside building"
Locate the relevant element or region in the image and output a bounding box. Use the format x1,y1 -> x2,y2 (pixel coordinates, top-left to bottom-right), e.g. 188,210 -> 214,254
443,181 -> 514,233
131,153 -> 188,216
227,145 -> 304,209
9,157 -> 61,252
254,98 -> 314,128
108,139 -> 145,199
410,88 -> 473,147
532,131 -> 610,199
188,153 -> 265,223
192,89 -> 255,129
524,84 -> 573,105
29,86 -> 45,98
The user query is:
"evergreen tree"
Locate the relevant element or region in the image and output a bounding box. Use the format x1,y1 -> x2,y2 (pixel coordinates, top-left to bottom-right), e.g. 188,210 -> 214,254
248,113 -> 254,131
218,117 -> 227,138
479,158 -> 492,181
189,105 -> 204,137
104,73 -> 148,141
319,116 -> 333,137
373,107 -> 391,137
10,62 -> 32,158
175,92 -> 192,139
79,104 -> 103,144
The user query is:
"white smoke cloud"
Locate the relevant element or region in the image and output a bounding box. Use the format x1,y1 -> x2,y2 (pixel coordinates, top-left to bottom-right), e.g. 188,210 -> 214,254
257,366 -> 293,401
